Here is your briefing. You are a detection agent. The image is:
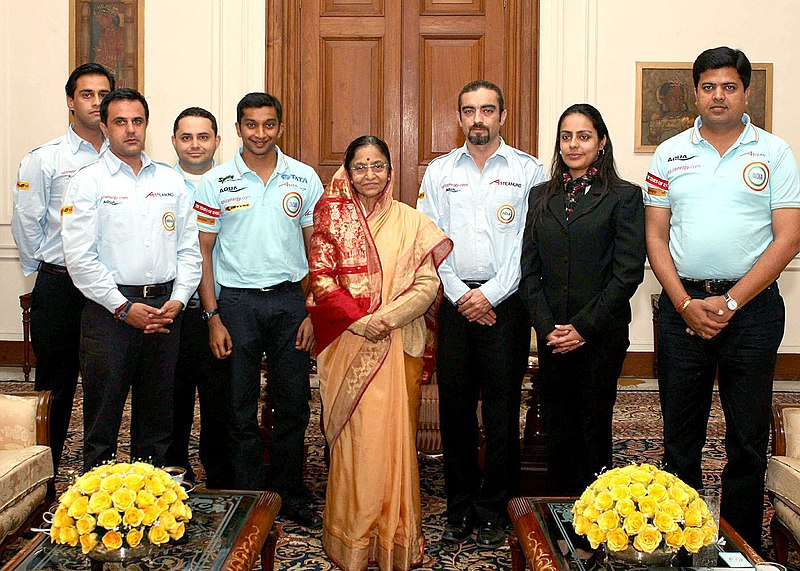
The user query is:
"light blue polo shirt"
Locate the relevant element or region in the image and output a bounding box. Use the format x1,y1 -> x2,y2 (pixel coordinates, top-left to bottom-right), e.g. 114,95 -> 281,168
645,114 -> 800,279
193,146 -> 323,288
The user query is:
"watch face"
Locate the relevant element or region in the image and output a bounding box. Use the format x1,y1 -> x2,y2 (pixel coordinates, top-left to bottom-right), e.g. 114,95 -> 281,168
726,297 -> 738,311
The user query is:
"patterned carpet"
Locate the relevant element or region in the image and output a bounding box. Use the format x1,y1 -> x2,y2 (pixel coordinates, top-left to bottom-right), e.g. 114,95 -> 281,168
1,378 -> 799,570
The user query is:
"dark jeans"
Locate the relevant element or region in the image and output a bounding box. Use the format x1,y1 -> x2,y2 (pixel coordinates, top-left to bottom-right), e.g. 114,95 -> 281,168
218,284 -> 310,502
540,326 -> 629,496
30,269 -> 85,474
80,294 -> 181,471
436,292 -> 530,524
658,282 -> 784,550
166,304 -> 232,488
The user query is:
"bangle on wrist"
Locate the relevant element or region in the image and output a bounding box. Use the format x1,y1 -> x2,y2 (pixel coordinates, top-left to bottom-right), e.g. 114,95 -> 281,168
114,301 -> 133,321
677,296 -> 693,314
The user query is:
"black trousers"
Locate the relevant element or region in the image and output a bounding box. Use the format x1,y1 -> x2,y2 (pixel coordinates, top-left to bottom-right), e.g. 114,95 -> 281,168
80,294 -> 181,471
219,284 -> 311,502
539,326 -> 629,496
166,304 -> 232,488
658,283 -> 784,551
436,292 -> 530,524
30,268 -> 85,474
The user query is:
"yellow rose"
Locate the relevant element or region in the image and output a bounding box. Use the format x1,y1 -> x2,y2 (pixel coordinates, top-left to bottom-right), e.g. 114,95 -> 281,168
60,525 -> 80,547
161,489 -> 178,505
133,462 -> 155,476
156,470 -> 174,486
123,506 -> 145,527
593,475 -> 612,491
610,474 -> 632,488
606,528 -> 630,552
615,498 -> 636,518
702,522 -> 718,544
630,468 -> 653,485
76,514 -> 97,535
156,497 -> 170,512
684,507 -> 702,528
124,473 -> 146,491
170,522 -> 186,541
53,506 -> 74,528
88,491 -> 112,513
654,510 -> 678,533
142,504 -> 162,526
610,485 -> 631,502
579,488 -> 597,506
59,487 -> 81,508
586,523 -> 606,549
684,527 -> 705,553
633,525 -> 662,553
647,483 -> 668,502
109,462 -> 132,474
145,476 -> 166,496
638,496 -> 658,518
97,508 -> 122,530
100,473 -> 124,493
77,473 -> 102,495
127,528 -> 144,547
583,505 -> 600,521
80,532 -> 99,554
654,472 -> 673,487
597,510 -> 620,532
136,490 -> 155,508
623,511 -> 647,535
573,514 -> 590,535
50,525 -> 62,544
148,525 -> 170,545
67,496 -> 89,519
177,487 -> 189,501
664,528 -> 685,549
102,530 -> 123,550
628,482 -> 647,500
594,491 -> 614,511
668,484 -> 690,505
158,512 -> 179,532
659,499 -> 683,521
183,504 -> 192,521
111,487 -> 137,511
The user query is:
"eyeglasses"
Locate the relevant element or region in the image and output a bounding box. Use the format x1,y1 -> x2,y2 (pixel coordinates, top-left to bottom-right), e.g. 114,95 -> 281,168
350,162 -> 387,175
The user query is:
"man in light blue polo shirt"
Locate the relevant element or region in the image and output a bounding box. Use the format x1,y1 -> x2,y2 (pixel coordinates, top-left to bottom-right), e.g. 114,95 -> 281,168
645,46 -> 800,550
193,92 -> 323,529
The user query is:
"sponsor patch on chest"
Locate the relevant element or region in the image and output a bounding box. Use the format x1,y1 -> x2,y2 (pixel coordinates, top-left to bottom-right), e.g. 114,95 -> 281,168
282,192 -> 303,218
742,161 -> 769,191
496,204 -> 516,224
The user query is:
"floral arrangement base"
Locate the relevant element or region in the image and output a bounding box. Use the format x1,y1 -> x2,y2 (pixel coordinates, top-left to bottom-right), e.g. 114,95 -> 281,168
606,545 -> 678,566
86,543 -> 152,563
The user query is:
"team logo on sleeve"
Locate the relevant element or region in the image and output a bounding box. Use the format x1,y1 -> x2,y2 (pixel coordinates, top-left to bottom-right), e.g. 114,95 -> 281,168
61,205 -> 73,215
496,204 -> 516,224
16,180 -> 30,191
743,162 -> 769,191
282,192 -> 303,218
194,201 -> 220,217
197,215 -> 216,226
162,212 -> 176,232
645,172 -> 668,197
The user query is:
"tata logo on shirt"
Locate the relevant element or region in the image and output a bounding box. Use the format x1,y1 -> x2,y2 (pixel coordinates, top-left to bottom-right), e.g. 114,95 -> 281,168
280,174 -> 308,184
667,154 -> 697,162
489,179 -> 522,188
146,191 -> 175,198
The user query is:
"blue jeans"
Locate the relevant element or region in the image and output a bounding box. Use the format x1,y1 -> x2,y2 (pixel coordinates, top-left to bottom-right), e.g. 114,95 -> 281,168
218,284 -> 310,501
658,282 -> 784,550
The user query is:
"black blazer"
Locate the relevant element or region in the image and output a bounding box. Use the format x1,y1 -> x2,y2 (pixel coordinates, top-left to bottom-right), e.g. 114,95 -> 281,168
519,178 -> 646,341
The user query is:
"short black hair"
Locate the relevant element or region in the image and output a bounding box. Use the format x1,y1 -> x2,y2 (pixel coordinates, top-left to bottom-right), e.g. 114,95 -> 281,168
100,88 -> 149,124
693,46 -> 752,89
344,135 -> 392,176
458,80 -> 505,114
65,63 -> 115,98
173,107 -> 218,136
236,92 -> 282,125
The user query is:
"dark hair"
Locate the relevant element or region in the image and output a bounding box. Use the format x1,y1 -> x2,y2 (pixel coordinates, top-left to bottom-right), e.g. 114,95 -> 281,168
100,88 -> 149,124
530,103 -> 624,224
173,107 -> 218,135
693,46 -> 751,89
458,80 -> 505,114
236,92 -> 282,124
344,135 -> 392,176
65,63 -> 115,98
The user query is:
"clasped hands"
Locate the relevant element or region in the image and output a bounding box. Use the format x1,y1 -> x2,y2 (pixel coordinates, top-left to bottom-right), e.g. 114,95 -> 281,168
124,300 -> 184,334
680,295 -> 732,340
546,324 -> 585,354
456,289 -> 496,326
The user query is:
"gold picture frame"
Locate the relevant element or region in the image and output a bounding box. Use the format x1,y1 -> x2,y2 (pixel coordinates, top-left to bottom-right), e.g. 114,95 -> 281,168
634,61 -> 772,153
70,0 -> 144,92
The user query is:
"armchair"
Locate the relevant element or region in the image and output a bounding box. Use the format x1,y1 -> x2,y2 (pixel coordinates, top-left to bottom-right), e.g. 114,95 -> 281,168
766,403 -> 800,564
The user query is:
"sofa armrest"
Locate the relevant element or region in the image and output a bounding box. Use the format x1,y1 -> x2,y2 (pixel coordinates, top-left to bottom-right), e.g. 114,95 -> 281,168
0,391 -> 52,449
772,404 -> 800,459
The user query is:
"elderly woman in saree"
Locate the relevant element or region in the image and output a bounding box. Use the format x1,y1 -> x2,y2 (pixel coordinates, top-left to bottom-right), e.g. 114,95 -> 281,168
307,135 -> 452,570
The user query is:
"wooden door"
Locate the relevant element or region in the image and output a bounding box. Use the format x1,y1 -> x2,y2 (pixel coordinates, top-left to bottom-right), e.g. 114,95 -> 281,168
266,0 -> 539,206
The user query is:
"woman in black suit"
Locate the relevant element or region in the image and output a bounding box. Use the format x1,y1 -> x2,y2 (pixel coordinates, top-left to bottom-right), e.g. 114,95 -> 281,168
520,103 -> 646,495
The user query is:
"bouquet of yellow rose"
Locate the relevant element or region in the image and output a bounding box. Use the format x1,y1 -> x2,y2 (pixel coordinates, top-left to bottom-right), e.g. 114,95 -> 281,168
572,463 -> 717,555
49,461 -> 192,555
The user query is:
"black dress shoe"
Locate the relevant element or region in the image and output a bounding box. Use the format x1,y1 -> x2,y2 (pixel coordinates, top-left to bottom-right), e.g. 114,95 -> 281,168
441,516 -> 475,544
476,520 -> 506,548
281,504 -> 322,530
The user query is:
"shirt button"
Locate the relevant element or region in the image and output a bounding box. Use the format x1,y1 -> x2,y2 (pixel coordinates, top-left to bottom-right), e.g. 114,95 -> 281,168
144,241 -> 150,247
478,266 -> 485,272
146,272 -> 152,278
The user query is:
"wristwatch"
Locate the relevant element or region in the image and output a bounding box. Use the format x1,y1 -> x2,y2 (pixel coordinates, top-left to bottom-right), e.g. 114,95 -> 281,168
202,308 -> 220,322
723,292 -> 739,312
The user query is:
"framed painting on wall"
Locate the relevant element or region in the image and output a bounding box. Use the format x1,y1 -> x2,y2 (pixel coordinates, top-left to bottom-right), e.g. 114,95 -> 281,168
70,0 -> 144,91
634,61 -> 772,153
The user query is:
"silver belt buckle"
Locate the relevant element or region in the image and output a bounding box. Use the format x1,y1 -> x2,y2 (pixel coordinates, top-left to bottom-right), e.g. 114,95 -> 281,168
143,285 -> 155,297
260,286 -> 273,292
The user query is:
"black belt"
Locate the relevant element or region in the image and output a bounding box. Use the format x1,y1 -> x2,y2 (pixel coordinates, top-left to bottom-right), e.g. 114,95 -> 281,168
463,280 -> 486,289
118,281 -> 173,299
680,278 -> 739,295
222,281 -> 298,293
38,261 -> 68,275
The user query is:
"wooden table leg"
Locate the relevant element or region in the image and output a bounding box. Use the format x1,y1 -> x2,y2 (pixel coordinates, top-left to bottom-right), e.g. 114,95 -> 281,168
509,531 -> 526,571
260,528 -> 279,571
19,292 -> 32,383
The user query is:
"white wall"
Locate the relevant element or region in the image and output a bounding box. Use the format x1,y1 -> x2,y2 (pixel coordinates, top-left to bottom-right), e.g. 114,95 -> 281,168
1,0 -> 798,355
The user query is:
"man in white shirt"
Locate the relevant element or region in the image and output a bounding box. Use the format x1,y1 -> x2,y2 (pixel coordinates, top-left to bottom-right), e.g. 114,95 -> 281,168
61,88 -> 202,470
417,80 -> 546,547
11,63 -> 114,477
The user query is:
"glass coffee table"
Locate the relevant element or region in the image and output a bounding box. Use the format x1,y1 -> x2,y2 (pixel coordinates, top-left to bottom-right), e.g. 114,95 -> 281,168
0,490 -> 281,571
508,497 -> 763,571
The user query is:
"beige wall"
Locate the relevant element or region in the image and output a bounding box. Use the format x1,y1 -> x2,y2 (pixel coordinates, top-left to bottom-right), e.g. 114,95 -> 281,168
1,0 -> 798,355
